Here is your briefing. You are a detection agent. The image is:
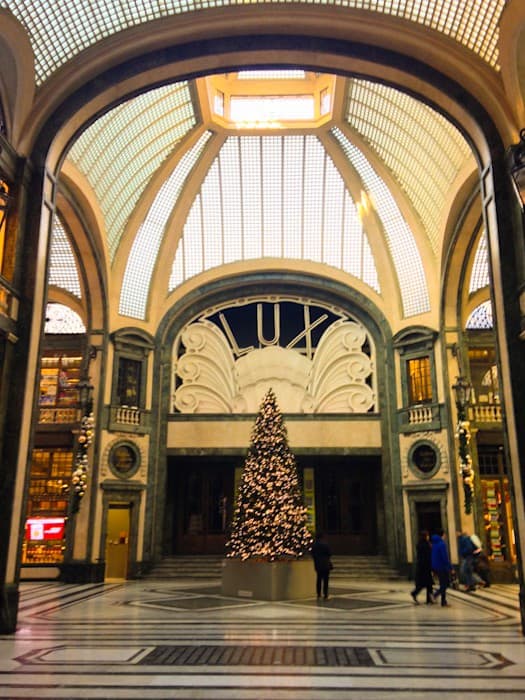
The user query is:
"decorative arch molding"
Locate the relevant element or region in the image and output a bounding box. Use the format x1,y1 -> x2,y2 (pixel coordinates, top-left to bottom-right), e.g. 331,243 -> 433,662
23,13 -> 510,174
157,270 -> 392,354
0,9 -> 35,146
392,326 -> 438,354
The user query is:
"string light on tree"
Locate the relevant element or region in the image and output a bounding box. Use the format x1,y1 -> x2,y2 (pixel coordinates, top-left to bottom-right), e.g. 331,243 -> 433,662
226,388 -> 313,561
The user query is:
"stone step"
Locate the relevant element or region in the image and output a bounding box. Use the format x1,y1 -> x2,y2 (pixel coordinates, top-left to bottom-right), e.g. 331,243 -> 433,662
143,555 -> 402,580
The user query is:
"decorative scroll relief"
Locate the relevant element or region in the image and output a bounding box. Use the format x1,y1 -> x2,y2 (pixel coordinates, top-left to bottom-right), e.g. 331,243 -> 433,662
173,318 -> 376,413
309,320 -> 375,413
173,320 -> 237,413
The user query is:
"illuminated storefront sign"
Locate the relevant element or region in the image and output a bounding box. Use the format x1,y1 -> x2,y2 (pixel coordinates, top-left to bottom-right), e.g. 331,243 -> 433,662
25,517 -> 65,541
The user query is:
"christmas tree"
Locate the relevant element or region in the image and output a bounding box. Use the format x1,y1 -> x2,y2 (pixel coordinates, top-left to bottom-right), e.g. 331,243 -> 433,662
226,388 -> 313,561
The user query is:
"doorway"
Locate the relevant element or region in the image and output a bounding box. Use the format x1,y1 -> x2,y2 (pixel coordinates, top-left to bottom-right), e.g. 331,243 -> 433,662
104,503 -> 130,580
302,456 -> 380,554
415,500 -> 442,536
167,456 -> 238,554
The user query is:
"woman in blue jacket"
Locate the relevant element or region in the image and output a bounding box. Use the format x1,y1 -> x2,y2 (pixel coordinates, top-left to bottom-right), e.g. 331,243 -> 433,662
431,529 -> 453,606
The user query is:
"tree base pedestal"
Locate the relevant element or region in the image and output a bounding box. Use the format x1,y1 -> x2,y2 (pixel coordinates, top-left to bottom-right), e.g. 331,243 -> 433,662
221,558 -> 315,601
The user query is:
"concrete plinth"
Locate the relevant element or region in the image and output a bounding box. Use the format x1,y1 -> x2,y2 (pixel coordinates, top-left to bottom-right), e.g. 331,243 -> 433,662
221,557 -> 315,601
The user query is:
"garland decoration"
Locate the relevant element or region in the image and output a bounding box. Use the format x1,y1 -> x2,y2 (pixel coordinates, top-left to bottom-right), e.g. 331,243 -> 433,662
457,418 -> 473,514
71,411 -> 94,514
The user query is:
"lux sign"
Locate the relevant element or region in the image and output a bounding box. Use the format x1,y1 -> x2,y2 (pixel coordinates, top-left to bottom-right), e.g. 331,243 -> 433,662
211,301 -> 337,359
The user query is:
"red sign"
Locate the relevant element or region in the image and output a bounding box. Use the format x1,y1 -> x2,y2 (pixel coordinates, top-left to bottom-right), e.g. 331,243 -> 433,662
25,518 -> 65,541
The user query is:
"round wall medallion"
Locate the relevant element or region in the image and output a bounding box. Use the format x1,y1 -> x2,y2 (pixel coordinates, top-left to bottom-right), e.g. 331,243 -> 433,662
109,441 -> 140,479
409,440 -> 440,479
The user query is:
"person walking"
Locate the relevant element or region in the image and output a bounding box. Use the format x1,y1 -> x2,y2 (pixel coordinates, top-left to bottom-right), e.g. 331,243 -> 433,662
311,532 -> 332,600
410,530 -> 434,605
431,529 -> 453,607
457,531 -> 478,591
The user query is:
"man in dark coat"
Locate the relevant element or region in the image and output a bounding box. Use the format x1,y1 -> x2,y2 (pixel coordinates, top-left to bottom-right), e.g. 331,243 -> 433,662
311,532 -> 332,600
431,529 -> 453,606
411,530 -> 434,604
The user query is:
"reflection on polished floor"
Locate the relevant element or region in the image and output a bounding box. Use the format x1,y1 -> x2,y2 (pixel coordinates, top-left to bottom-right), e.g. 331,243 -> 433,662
0,578 -> 524,699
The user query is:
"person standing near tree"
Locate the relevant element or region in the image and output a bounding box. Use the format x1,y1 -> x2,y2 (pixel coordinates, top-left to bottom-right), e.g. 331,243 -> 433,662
431,529 -> 453,607
410,530 -> 434,605
311,532 -> 332,600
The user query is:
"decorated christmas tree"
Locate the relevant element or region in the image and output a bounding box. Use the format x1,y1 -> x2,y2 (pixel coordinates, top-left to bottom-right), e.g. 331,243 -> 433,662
226,388 -> 312,561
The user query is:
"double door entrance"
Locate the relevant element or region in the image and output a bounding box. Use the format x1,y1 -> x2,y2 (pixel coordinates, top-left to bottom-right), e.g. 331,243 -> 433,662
166,455 -> 380,555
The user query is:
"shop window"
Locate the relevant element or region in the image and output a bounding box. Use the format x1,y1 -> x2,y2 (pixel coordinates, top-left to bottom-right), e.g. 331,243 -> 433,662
478,445 -> 515,562
22,448 -> 73,564
110,329 -> 154,411
39,354 -> 83,423
393,326 -> 438,410
117,357 -> 141,407
407,356 -> 432,404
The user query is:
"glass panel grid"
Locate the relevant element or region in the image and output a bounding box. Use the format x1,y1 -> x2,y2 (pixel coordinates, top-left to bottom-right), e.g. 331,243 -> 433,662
68,83 -> 196,260
469,231 -> 490,293
169,134 -> 380,294
347,79 -> 473,254
119,130 -> 212,319
466,300 -> 493,329
332,126 -> 430,316
2,0 -> 505,86
44,303 -> 86,334
48,216 -> 82,298
237,70 -> 306,79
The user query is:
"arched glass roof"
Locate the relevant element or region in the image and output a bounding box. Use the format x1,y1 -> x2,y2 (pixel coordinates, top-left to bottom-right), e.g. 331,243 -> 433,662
332,127 -> 429,317
168,134 -> 380,298
119,131 -> 213,318
346,80 -> 473,254
44,303 -> 86,334
0,0 -> 505,86
48,216 -> 82,299
68,82 -> 196,260
466,300 -> 493,329
469,232 -> 490,294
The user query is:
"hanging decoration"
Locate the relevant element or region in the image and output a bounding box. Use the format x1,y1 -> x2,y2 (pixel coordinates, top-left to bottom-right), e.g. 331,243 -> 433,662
457,417 -> 474,514
71,410 -> 94,514
453,375 -> 474,515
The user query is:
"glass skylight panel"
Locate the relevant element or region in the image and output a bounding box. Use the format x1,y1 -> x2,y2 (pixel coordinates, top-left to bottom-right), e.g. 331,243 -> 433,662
2,1 -> 505,86
466,300 -> 493,329
241,138 -> 262,259
231,95 -> 315,124
119,130 -> 212,319
332,126 -> 430,317
44,303 -> 86,334
237,70 -> 306,79
168,134 -> 381,298
346,79 -> 472,254
469,232 -> 490,293
48,217 -> 82,299
68,83 -> 196,260
282,137 -> 303,259
262,138 -> 282,257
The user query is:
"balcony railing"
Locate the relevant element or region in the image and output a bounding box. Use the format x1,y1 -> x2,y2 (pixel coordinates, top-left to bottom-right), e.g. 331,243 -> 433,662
108,405 -> 150,433
468,403 -> 502,424
397,402 -> 442,433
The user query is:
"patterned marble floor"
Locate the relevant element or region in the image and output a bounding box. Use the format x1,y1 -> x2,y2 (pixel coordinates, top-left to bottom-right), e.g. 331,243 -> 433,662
0,578 -> 524,699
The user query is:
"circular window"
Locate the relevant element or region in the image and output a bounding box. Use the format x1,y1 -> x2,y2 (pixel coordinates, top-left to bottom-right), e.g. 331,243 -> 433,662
409,441 -> 439,479
109,442 -> 140,478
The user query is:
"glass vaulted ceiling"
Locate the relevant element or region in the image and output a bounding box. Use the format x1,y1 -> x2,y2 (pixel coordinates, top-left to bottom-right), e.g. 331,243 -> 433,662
0,0 -> 506,85
67,70 -> 473,321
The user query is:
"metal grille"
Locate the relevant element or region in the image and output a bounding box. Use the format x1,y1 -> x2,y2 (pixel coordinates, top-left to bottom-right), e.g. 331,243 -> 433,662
139,644 -> 375,666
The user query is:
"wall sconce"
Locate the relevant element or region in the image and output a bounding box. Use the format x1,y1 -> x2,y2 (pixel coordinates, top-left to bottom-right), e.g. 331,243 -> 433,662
507,128 -> 525,209
77,376 -> 94,414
